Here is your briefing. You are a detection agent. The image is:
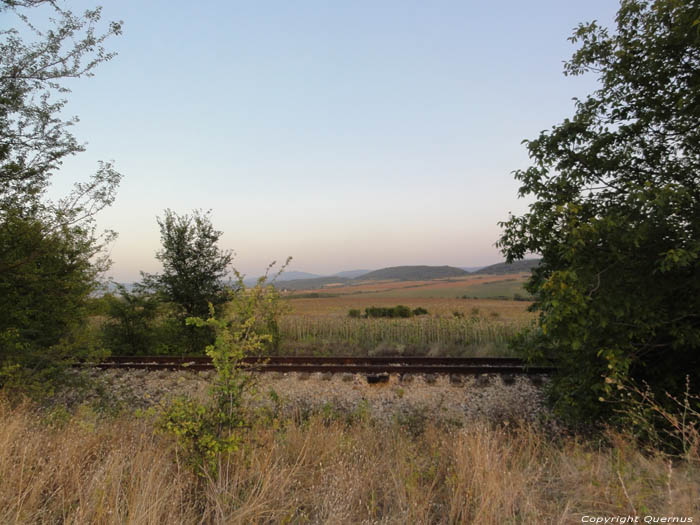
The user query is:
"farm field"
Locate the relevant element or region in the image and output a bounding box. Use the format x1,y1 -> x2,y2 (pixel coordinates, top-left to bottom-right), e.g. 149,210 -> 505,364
276,273 -> 535,357
282,272 -> 530,299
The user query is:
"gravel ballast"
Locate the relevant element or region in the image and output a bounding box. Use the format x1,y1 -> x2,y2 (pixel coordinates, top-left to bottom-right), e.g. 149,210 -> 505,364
85,368 -> 552,425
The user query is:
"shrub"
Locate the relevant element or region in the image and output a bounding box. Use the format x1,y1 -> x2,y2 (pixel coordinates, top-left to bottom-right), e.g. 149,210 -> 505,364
364,305 -> 415,318
100,285 -> 159,355
611,375 -> 699,462
392,305 -> 413,318
157,265 -> 288,475
0,212 -> 109,398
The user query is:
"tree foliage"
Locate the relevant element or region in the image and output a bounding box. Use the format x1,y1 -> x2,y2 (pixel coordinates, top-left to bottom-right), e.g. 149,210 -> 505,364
0,208 -> 107,395
0,1 -> 122,394
100,285 -> 159,356
138,210 -> 234,354
498,0 -> 700,423
157,271 -> 287,476
144,209 -> 233,319
0,0 -> 122,213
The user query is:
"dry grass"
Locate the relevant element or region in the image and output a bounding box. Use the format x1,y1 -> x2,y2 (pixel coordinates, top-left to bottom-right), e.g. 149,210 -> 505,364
1,398 -> 698,524
0,401 -> 200,524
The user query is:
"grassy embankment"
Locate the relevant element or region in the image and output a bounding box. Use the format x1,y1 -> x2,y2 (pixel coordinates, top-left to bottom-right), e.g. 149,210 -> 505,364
1,399 -> 698,523
277,273 -> 534,356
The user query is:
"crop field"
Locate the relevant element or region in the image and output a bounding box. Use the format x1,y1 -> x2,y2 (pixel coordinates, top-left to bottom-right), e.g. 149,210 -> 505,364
282,272 -> 530,298
276,273 -> 535,356
286,294 -> 532,319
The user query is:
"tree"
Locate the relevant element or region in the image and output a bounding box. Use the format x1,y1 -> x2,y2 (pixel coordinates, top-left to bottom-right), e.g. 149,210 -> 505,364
0,1 -> 122,394
100,284 -> 159,356
144,209 -> 233,320
0,209 -> 106,394
498,0 -> 700,424
1,1 -> 122,214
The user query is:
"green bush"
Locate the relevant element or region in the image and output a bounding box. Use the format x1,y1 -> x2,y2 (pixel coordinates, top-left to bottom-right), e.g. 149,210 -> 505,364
100,286 -> 159,355
364,305 -> 414,318
393,305 -> 413,318
157,266 -> 288,476
512,293 -> 531,301
0,212 -> 108,399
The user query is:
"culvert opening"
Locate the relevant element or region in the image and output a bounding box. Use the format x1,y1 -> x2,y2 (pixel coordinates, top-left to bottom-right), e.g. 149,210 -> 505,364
366,374 -> 389,384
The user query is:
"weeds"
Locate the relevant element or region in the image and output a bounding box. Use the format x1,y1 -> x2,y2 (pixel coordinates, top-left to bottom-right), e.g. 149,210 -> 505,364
611,375 -> 700,463
2,400 -> 699,523
157,265 -> 288,476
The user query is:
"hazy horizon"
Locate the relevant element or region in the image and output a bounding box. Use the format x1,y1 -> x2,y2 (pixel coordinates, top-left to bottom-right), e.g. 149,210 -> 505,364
37,1 -> 618,282
110,261 -> 516,284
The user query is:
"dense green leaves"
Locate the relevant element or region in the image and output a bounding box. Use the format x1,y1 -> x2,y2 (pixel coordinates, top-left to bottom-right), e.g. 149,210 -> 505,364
137,210 -> 234,354
158,273 -> 287,476
499,0 -> 700,424
143,209 -> 233,320
100,285 -> 159,356
0,1 -> 122,396
0,209 -> 108,395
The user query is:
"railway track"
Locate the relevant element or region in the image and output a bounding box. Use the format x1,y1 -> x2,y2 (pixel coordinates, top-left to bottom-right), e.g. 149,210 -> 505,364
89,356 -> 554,376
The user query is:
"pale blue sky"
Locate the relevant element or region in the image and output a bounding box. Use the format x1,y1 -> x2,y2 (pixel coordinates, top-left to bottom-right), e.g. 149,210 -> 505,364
41,1 -> 619,281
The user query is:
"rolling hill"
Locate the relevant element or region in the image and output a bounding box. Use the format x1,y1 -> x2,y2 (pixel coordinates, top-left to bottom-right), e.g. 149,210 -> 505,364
356,265 -> 469,281
243,270 -> 322,287
333,269 -> 372,279
271,263 -> 539,292
276,271 -> 323,281
459,266 -> 484,272
276,276 -> 352,291
473,259 -> 540,275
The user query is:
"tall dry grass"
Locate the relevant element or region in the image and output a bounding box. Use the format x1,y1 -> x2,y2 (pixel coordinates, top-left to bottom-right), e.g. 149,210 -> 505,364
1,398 -> 698,524
0,401 -> 201,524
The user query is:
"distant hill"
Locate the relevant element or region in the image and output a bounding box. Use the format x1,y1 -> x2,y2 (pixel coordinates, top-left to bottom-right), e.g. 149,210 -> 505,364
356,265 -> 469,281
260,262 -> 541,291
333,269 -> 371,279
276,270 -> 322,281
473,259 -> 540,275
276,276 -> 352,291
460,266 -> 484,273
242,270 -> 321,287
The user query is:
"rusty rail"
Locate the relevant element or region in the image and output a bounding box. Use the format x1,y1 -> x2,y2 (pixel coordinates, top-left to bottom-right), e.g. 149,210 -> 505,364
86,355 -> 554,375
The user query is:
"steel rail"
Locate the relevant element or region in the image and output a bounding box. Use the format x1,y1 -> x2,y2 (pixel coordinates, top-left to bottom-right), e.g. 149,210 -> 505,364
86,356 -> 554,375
100,355 -> 530,365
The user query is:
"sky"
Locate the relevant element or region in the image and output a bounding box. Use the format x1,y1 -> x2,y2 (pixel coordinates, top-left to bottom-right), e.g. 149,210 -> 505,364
34,0 -> 620,281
